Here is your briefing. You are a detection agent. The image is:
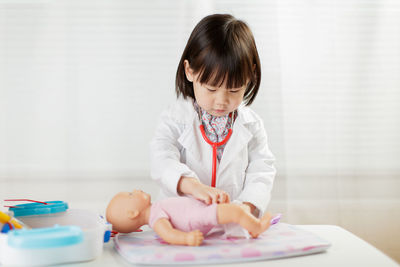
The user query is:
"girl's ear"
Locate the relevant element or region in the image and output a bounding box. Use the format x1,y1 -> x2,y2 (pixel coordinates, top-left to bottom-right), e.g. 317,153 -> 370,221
184,60 -> 194,82
127,210 -> 139,220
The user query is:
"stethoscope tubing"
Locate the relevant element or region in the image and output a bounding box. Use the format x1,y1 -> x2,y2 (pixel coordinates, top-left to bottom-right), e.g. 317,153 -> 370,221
199,125 -> 233,187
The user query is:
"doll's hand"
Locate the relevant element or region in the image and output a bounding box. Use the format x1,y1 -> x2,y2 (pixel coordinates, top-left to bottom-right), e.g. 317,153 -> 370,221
185,230 -> 204,246
178,177 -> 230,204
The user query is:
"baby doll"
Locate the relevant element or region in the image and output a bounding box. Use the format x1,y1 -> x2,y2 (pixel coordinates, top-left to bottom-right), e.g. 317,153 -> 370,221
106,189 -> 272,246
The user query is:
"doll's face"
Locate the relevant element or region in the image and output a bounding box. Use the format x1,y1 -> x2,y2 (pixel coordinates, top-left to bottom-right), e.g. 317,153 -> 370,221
122,189 -> 151,210
106,189 -> 151,233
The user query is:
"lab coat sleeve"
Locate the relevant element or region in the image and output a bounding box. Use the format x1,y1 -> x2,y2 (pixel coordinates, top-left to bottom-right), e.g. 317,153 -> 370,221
236,119 -> 276,216
150,110 -> 199,196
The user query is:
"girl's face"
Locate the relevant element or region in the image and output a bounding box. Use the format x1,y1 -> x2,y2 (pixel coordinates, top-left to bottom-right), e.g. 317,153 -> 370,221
184,60 -> 246,117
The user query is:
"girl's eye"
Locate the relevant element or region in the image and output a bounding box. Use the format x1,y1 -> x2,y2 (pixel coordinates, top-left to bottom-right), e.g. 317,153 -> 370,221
206,88 -> 216,92
230,90 -> 240,93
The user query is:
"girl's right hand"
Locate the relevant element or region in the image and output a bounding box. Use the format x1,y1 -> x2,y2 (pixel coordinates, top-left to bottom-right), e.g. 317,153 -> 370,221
178,176 -> 230,205
191,182 -> 230,205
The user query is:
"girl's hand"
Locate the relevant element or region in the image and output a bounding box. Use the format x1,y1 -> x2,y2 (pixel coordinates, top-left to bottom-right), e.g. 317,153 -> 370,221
178,176 -> 230,204
239,202 -> 257,216
191,182 -> 230,204
239,203 -> 251,214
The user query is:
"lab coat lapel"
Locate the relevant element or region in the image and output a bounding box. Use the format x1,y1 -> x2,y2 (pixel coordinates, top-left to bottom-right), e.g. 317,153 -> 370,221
217,113 -> 253,182
177,114 -> 213,176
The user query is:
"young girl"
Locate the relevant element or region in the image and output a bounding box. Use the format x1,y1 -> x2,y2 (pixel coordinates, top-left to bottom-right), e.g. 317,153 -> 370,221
150,14 -> 275,235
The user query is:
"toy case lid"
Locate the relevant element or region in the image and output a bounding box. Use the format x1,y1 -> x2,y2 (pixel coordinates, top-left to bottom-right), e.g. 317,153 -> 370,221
8,225 -> 83,248
9,201 -> 68,217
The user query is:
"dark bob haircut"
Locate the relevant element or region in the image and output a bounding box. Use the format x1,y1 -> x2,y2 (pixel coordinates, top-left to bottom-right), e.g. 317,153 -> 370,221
176,14 -> 261,106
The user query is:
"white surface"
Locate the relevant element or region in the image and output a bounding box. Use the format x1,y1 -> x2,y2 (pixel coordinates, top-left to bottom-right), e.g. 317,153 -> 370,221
1,178 -> 399,264
60,225 -> 398,267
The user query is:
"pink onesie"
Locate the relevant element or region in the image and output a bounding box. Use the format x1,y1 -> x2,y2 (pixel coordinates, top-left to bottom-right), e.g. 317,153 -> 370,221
148,197 -> 218,235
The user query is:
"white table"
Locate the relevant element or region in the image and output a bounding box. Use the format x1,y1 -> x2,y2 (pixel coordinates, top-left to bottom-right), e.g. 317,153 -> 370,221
64,225 -> 398,267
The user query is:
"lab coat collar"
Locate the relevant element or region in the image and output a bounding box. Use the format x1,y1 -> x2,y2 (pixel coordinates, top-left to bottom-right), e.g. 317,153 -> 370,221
177,100 -> 254,185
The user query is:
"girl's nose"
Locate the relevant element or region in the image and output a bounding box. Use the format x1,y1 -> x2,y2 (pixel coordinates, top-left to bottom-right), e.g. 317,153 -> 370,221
215,90 -> 229,105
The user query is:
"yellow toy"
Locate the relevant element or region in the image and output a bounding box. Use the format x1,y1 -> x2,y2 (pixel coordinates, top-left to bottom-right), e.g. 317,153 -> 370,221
0,211 -> 24,229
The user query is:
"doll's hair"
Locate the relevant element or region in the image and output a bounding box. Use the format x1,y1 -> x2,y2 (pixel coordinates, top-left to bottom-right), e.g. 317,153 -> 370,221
175,14 -> 261,106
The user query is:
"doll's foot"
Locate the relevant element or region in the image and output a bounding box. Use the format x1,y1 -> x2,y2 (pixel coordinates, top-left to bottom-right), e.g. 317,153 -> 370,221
260,212 -> 272,232
250,213 -> 272,238
186,230 -> 204,246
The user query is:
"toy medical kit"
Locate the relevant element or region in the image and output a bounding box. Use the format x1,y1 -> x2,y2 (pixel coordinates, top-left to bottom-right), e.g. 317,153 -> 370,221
0,199 -> 111,266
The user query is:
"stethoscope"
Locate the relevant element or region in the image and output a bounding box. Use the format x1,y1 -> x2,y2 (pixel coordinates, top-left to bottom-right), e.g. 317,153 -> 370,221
196,106 -> 236,188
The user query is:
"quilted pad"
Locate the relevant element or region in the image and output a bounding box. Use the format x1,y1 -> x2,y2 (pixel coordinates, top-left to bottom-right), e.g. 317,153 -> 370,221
114,223 -> 331,265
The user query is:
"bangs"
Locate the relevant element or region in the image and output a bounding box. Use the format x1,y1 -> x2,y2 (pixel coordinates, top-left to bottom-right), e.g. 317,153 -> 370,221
176,14 -> 261,106
193,47 -> 255,89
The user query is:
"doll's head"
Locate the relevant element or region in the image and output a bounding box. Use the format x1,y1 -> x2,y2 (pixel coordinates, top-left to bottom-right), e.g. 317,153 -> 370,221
176,14 -> 261,112
106,189 -> 151,233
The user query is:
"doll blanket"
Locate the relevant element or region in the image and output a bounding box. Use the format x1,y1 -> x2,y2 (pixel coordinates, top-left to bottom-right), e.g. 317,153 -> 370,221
114,223 -> 331,265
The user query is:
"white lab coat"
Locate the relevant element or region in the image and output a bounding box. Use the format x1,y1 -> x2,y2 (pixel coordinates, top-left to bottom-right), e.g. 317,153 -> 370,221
150,97 -> 276,216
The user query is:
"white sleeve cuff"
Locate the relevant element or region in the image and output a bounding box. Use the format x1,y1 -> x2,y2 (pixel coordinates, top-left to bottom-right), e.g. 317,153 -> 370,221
237,183 -> 271,216
161,164 -> 199,196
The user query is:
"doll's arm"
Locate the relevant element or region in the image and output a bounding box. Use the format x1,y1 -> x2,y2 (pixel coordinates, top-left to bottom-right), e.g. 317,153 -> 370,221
152,218 -> 204,246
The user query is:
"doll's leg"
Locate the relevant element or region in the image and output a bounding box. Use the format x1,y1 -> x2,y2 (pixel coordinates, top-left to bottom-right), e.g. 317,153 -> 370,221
216,204 -> 271,238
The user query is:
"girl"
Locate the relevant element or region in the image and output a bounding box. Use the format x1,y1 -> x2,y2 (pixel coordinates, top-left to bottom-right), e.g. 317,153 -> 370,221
150,14 -> 275,233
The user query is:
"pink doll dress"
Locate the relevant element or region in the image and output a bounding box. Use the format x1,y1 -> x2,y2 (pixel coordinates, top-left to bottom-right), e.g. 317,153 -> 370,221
148,197 -> 218,235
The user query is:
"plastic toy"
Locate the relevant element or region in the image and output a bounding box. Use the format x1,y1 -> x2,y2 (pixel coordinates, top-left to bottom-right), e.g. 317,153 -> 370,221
106,190 -> 272,246
0,199 -> 111,266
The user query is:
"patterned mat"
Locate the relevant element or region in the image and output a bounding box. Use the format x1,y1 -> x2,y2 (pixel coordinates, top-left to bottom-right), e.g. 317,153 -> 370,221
114,223 -> 331,265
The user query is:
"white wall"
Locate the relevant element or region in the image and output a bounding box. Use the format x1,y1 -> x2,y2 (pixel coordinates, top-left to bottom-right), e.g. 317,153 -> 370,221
2,1 -> 398,179
0,1 -> 184,178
